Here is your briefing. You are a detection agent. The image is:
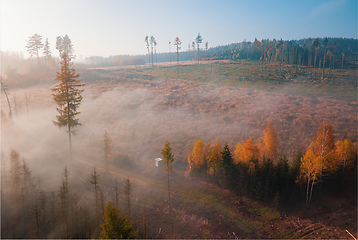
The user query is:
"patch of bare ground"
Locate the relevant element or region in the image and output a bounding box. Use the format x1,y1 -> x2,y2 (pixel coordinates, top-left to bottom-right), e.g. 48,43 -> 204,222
134,171 -> 357,239
279,196 -> 357,239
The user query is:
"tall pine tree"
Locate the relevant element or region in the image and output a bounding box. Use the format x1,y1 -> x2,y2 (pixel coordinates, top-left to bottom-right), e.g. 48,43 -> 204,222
51,53 -> 84,161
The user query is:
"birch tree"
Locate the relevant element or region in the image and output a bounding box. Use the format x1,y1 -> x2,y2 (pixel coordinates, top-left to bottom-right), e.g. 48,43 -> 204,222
299,143 -> 321,207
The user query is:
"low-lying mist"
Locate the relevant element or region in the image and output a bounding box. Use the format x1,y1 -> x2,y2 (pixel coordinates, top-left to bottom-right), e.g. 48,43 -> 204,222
3,71 -> 357,180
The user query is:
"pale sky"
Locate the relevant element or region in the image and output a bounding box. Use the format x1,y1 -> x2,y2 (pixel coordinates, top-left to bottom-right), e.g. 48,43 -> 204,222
1,0 -> 357,59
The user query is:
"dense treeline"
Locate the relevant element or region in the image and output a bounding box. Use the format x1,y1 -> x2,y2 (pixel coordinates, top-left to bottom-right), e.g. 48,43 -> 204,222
187,122 -> 357,207
205,37 -> 357,69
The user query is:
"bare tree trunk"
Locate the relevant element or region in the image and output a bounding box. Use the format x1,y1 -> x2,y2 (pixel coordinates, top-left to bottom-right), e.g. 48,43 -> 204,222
313,48 -> 317,78
124,177 -> 131,219
308,177 -> 315,207
168,170 -> 173,234
322,48 -> 326,79
1,79 -> 12,119
25,92 -> 30,114
177,57 -> 179,79
306,171 -> 310,207
66,86 -> 72,161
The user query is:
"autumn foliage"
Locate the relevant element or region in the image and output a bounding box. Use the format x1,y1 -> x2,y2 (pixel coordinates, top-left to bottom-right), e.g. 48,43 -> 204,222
258,122 -> 278,160
297,122 -> 356,206
187,121 -> 356,205
187,138 -> 206,173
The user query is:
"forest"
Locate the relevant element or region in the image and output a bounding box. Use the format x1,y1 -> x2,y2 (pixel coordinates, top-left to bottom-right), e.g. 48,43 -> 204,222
1,34 -> 357,239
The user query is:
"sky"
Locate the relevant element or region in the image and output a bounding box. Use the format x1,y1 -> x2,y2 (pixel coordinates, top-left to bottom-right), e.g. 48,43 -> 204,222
0,0 -> 357,59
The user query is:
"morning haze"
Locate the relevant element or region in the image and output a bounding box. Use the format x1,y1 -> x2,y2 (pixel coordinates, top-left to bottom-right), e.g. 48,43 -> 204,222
1,0 -> 357,239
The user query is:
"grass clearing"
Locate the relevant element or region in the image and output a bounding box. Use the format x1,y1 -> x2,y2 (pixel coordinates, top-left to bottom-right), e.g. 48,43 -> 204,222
137,60 -> 356,102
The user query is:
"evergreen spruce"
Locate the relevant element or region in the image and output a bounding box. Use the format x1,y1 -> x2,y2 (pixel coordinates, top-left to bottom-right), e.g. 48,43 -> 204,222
51,53 -> 84,161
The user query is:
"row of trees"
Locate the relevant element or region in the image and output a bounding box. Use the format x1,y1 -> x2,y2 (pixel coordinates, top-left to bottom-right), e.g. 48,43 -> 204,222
207,37 -> 357,75
144,36 -> 157,66
187,122 -> 356,207
26,33 -> 75,61
1,149 -> 136,238
144,33 -> 207,66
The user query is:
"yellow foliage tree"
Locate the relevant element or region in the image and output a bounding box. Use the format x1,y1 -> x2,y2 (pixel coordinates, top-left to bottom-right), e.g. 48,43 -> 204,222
187,138 -> 206,172
258,122 -> 278,160
206,139 -> 223,179
233,142 -> 244,164
334,139 -> 354,169
313,121 -> 335,174
233,137 -> 258,164
299,142 -> 321,207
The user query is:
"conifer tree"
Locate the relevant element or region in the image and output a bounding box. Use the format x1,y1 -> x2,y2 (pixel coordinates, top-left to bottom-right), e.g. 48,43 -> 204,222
99,202 -> 135,239
9,149 -> 21,189
56,35 -> 74,59
161,140 -> 174,233
313,38 -> 320,78
220,144 -> 235,188
145,36 -> 150,64
58,167 -> 70,238
173,37 -> 182,79
333,41 -> 337,69
89,168 -> 102,224
26,34 -> 43,61
322,37 -> 328,79
195,33 -> 203,64
103,131 -> 112,171
51,53 -> 84,161
150,36 -> 155,67
123,178 -> 132,219
43,38 -> 52,59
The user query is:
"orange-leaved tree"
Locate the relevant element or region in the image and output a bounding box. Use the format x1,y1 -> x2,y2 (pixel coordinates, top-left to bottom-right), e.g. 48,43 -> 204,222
334,139 -> 354,170
258,122 -> 278,161
206,139 -> 223,180
233,137 -> 258,165
188,138 -> 206,173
